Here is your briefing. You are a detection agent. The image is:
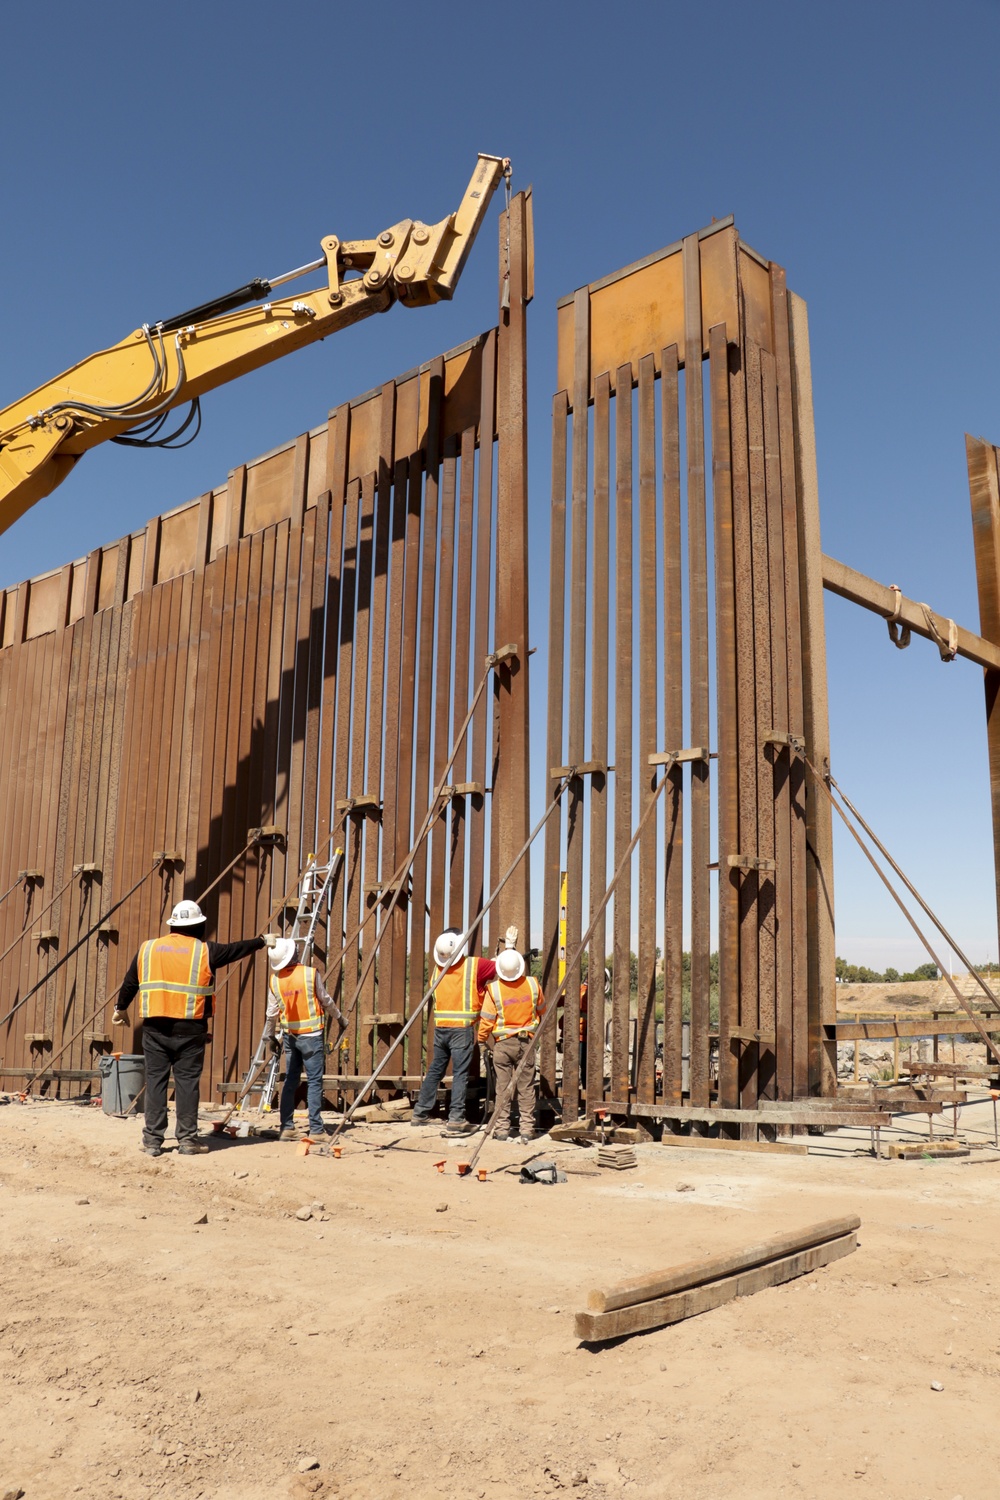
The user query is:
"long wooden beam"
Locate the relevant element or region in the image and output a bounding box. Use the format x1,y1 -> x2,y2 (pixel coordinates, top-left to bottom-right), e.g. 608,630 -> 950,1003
821,553 -> 1000,671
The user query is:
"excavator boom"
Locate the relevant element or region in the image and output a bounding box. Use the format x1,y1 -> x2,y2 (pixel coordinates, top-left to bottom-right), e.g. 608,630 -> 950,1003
0,154 -> 509,538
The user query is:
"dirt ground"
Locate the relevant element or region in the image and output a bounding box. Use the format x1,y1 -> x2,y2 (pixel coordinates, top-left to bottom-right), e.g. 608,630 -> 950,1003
2,1097 -> 999,1500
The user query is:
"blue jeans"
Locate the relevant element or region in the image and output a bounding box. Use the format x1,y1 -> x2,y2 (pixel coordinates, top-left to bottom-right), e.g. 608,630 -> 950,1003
414,1027 -> 476,1123
280,1031 -> 326,1134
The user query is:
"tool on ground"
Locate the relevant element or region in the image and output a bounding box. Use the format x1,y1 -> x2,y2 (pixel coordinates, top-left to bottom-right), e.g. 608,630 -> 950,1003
0,155 -> 510,537
333,772 -> 575,1138
465,767 -> 671,1174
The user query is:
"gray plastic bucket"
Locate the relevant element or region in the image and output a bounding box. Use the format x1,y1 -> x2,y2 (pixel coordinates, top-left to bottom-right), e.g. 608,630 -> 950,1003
98,1053 -> 145,1116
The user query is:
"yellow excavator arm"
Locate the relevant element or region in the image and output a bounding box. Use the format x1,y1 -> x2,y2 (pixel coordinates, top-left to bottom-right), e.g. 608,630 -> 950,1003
0,153 -> 509,537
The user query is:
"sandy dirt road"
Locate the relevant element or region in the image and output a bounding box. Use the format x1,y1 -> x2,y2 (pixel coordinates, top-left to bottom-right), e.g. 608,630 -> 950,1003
1,1097 -> 998,1500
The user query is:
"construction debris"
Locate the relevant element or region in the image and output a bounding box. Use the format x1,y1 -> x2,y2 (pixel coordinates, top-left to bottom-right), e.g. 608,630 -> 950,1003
886,1140 -> 969,1160
597,1144 -> 637,1171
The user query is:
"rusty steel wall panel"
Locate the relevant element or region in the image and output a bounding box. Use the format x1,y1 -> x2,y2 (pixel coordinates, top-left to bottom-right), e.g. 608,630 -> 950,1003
545,221 -> 824,1124
0,316 -> 522,1105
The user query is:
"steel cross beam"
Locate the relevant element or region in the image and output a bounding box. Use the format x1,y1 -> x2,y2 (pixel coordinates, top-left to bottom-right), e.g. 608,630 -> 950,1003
821,553 -> 1000,671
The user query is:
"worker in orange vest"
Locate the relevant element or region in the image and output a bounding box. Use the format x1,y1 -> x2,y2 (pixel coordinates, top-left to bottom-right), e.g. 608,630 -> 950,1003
410,927 -> 505,1137
113,900 -> 277,1157
478,948 -> 545,1143
263,937 -> 346,1141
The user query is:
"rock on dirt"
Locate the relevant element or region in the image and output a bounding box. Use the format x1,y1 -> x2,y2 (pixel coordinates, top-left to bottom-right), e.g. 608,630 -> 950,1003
295,1206 -> 313,1221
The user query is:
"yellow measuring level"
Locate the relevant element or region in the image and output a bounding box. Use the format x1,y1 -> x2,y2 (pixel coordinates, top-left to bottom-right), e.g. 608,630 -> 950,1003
558,870 -> 567,984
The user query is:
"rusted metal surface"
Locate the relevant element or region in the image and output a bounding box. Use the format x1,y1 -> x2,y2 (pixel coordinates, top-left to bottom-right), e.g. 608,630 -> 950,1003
0,316 -> 517,1104
541,391 -> 568,1102
966,436 -> 1000,959
547,221 -> 830,1120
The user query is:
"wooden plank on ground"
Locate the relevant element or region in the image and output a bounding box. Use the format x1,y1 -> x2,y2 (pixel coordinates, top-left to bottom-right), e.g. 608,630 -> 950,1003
575,1231 -> 858,1342
657,1132 -> 808,1156
587,1213 -> 860,1312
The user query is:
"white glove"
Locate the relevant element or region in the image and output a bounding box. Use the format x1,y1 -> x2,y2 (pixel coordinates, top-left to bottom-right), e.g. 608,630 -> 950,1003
262,933 -> 279,949
504,925 -> 519,950
111,1010 -> 127,1027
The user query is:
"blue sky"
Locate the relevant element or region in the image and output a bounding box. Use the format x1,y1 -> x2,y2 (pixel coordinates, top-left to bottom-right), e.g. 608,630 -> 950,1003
2,0 -> 999,968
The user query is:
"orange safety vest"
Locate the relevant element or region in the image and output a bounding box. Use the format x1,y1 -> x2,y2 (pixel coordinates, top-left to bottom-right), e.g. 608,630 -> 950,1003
432,959 -> 483,1029
139,936 -> 214,1021
481,975 -> 543,1040
269,964 -> 324,1035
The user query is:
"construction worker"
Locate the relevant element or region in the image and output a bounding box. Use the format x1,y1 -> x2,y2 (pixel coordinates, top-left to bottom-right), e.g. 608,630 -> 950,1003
264,937 -> 346,1141
478,948 -> 545,1143
410,927 -> 505,1137
112,900 -> 277,1157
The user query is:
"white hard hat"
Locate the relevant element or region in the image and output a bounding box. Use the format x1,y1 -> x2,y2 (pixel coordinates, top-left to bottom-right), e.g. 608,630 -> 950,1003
168,899 -> 205,929
268,937 -> 298,972
433,929 -> 467,969
496,949 -> 525,984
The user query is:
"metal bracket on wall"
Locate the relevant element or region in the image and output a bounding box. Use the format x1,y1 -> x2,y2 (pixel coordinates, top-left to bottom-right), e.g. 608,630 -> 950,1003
550,761 -> 606,779
761,730 -> 806,753
648,747 -> 711,766
335,796 -> 381,820
726,854 -> 777,873
248,827 -> 285,846
729,1026 -> 777,1045
487,643 -> 518,669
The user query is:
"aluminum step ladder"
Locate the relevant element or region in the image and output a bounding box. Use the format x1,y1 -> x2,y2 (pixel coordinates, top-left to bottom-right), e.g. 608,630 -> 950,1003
230,847 -> 344,1127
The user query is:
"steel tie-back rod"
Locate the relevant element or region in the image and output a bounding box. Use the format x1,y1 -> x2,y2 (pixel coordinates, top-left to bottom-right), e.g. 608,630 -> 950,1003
466,767 -> 670,1173
332,772 -> 574,1138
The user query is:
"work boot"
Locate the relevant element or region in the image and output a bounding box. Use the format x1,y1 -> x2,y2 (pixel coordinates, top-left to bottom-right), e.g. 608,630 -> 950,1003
492,1130 -> 511,1143
177,1139 -> 211,1155
141,1143 -> 163,1158
519,1132 -> 539,1145
410,1114 -> 435,1128
306,1124 -> 326,1139
278,1126 -> 299,1142
443,1120 -> 478,1138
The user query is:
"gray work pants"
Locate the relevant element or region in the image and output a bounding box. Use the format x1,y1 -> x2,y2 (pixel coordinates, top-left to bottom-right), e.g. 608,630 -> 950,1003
491,1034 -> 536,1135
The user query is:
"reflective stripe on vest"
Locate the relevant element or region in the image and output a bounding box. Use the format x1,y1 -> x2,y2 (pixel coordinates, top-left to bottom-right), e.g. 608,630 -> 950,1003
483,975 -> 542,1039
139,936 -> 213,1021
269,964 -> 324,1035
432,959 -> 481,1028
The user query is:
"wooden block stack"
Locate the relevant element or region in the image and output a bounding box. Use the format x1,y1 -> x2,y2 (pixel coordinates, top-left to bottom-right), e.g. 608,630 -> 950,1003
597,1143 -> 638,1170
575,1214 -> 860,1343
